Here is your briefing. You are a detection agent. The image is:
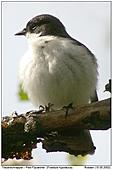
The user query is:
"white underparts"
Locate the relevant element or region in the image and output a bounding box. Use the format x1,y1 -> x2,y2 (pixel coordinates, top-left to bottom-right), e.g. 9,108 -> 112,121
19,34 -> 98,108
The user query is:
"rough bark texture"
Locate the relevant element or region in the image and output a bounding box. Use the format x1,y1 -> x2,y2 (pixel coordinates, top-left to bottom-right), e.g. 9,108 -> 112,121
37,98 -> 111,132
2,98 -> 111,160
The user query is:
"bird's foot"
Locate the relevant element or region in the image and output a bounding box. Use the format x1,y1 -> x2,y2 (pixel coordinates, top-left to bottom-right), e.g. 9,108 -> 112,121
63,102 -> 73,118
39,103 -> 54,112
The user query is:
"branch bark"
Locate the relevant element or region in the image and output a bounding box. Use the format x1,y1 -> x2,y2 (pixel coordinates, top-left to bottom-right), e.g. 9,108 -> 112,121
36,98 -> 111,132
2,98 -> 111,160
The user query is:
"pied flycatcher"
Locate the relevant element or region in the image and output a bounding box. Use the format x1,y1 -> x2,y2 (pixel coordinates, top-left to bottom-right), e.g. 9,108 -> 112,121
15,14 -> 98,108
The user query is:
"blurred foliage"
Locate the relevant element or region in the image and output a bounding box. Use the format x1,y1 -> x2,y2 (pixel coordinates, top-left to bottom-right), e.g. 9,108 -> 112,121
68,154 -> 88,165
18,84 -> 29,101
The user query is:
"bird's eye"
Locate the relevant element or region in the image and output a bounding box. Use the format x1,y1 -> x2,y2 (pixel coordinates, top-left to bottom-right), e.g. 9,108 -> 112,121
32,25 -> 37,31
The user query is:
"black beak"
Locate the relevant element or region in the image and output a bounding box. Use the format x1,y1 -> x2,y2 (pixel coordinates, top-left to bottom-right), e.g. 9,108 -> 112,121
15,28 -> 26,36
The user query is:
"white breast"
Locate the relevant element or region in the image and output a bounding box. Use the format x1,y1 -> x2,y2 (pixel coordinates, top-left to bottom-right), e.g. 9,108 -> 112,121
19,35 -> 98,108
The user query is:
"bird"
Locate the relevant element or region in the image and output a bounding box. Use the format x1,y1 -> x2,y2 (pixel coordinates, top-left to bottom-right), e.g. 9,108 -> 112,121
15,14 -> 98,109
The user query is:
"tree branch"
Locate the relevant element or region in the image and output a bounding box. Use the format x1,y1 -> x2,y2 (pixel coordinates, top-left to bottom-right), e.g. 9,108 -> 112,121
35,98 -> 111,132
2,98 -> 111,160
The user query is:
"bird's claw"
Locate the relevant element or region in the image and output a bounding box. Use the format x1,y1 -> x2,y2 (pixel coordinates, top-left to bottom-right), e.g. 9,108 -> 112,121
63,102 -> 73,118
39,103 -> 54,112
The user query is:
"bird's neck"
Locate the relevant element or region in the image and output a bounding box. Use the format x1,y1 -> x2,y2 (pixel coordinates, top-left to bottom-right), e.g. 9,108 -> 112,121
26,33 -> 55,49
